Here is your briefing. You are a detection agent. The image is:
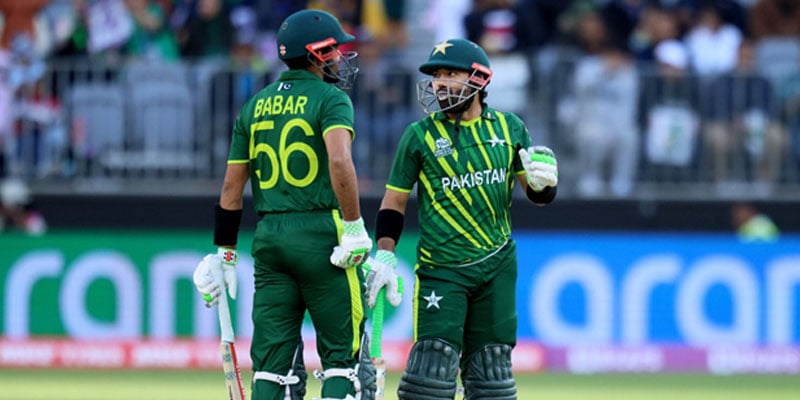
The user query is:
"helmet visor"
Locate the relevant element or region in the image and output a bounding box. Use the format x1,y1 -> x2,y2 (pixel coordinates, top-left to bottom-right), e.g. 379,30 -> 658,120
331,50 -> 359,89
306,39 -> 359,89
416,75 -> 483,114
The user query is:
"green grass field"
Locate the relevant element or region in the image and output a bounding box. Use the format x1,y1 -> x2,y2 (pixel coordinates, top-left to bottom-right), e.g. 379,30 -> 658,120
2,369 -> 799,400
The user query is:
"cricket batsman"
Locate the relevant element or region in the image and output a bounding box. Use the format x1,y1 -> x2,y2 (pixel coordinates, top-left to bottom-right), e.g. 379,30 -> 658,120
363,38 -> 558,399
193,9 -> 379,400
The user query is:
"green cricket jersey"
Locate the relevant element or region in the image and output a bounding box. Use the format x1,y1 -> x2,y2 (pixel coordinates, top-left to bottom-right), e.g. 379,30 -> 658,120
228,69 -> 355,214
387,108 -> 531,266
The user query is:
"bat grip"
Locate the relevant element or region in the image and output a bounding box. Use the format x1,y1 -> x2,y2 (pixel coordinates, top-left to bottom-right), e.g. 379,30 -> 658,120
370,288 -> 386,358
211,263 -> 235,343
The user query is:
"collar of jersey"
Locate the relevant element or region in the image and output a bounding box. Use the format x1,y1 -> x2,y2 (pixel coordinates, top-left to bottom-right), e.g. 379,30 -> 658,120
432,107 -> 497,123
278,69 -> 323,81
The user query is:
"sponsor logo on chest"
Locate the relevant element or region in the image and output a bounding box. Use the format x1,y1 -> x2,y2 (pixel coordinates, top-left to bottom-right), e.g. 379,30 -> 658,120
441,168 -> 507,191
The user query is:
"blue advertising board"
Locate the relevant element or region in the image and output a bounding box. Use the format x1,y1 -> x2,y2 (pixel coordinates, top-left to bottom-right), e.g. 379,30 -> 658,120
513,232 -> 800,346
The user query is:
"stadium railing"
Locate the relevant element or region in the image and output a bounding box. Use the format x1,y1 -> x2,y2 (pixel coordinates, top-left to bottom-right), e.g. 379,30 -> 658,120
4,55 -> 799,200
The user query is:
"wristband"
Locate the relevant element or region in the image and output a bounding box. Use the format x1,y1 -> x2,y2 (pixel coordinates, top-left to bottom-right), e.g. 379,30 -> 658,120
214,204 -> 242,246
526,185 -> 557,204
375,208 -> 404,244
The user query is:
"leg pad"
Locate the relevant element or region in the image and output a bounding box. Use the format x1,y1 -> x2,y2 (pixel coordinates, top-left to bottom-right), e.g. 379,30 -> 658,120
461,344 -> 516,400
397,339 -> 459,400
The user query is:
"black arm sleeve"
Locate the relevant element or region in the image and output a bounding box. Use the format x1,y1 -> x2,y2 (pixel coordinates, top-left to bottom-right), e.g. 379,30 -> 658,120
375,208 -> 405,244
214,204 -> 242,246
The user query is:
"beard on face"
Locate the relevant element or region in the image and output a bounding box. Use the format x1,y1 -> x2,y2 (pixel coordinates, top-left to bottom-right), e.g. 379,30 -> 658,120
321,62 -> 341,84
436,84 -> 475,112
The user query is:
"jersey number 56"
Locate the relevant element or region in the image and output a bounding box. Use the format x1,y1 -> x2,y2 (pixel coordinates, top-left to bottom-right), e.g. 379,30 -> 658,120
249,119 -> 319,189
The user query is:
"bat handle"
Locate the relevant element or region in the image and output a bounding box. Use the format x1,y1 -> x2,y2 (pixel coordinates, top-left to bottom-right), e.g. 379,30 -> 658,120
370,288 -> 386,357
211,262 -> 235,343
370,289 -> 387,400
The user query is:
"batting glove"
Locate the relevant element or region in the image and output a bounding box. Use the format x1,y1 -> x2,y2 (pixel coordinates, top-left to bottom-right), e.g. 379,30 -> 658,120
363,250 -> 403,308
193,248 -> 238,307
519,146 -> 558,191
330,217 -> 372,269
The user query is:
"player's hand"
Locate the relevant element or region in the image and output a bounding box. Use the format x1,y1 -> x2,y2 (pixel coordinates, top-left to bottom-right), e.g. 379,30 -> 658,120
363,250 -> 403,308
193,248 -> 239,307
330,217 -> 372,269
519,146 -> 558,191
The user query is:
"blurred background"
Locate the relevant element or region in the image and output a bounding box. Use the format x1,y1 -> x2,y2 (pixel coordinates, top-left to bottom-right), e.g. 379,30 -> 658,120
1,0 -> 799,397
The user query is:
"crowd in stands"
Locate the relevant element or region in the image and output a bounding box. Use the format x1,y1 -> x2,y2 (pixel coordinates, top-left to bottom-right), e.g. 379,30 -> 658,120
0,0 -> 799,233
429,0 -> 800,197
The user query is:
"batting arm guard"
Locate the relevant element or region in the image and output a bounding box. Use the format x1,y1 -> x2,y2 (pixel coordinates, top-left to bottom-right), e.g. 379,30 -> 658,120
397,339 -> 460,400
461,344 -> 516,400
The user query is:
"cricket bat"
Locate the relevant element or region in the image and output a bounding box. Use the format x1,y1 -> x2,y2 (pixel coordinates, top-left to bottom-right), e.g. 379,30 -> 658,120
370,289 -> 387,400
212,265 -> 246,400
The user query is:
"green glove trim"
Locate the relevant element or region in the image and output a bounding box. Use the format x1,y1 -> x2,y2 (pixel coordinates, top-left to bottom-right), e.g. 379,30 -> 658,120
342,217 -> 366,235
529,152 -> 556,165
375,249 -> 397,268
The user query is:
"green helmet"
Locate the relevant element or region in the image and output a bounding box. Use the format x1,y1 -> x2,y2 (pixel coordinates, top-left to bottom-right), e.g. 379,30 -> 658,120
419,38 -> 492,77
277,9 -> 355,60
416,39 -> 493,114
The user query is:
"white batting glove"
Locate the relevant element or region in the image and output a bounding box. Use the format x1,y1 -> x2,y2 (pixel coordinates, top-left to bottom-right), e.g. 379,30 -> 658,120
363,250 -> 403,308
519,146 -> 558,191
330,217 -> 372,269
193,248 -> 239,307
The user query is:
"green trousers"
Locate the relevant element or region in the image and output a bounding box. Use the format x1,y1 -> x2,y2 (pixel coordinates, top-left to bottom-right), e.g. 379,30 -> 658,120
250,210 -> 366,400
413,240 -> 518,365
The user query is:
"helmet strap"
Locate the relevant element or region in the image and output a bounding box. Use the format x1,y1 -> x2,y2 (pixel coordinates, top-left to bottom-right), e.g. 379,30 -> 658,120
450,96 -> 486,144
453,112 -> 463,143
307,53 -> 340,84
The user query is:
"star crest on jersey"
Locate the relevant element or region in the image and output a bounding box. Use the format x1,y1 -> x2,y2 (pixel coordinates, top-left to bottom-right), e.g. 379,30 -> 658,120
487,135 -> 506,148
434,137 -> 453,158
423,290 -> 443,309
432,40 -> 454,56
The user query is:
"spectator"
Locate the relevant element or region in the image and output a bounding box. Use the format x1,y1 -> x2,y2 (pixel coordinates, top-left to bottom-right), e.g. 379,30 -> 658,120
0,50 -> 12,178
0,0 -> 50,50
173,0 -> 234,60
464,0 -> 544,117
775,53 -> 800,171
702,39 -> 787,187
599,0 -> 648,47
464,0 -> 547,54
351,33 -> 414,182
361,0 -> 408,52
572,13 -> 640,198
532,0 -> 574,44
0,177 -> 46,235
749,0 -> 800,40
640,39 -> 703,179
381,0 -> 409,51
668,0 -> 749,39
51,0 -> 91,58
10,35 -> 66,179
250,0 -> 308,34
684,3 -> 743,76
731,201 -> 779,242
422,0 -> 471,45
123,0 -> 179,61
630,4 -> 682,63
70,0 -> 132,57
